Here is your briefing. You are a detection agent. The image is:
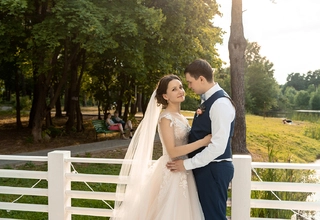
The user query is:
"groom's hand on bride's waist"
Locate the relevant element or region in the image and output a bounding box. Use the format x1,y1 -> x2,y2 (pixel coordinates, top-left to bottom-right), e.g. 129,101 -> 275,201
166,160 -> 186,172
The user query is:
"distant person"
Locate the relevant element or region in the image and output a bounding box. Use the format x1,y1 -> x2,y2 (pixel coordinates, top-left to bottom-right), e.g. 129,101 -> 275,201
112,111 -> 134,138
283,118 -> 292,124
105,113 -> 128,139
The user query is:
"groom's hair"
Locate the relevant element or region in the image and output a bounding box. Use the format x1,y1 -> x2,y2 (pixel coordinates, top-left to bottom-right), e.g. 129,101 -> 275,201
184,59 -> 213,83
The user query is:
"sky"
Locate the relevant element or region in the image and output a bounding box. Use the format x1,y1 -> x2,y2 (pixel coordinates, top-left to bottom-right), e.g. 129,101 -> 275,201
214,0 -> 320,85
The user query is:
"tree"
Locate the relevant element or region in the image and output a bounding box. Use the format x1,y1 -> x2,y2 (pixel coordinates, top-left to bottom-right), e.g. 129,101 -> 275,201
0,0 -> 27,128
246,63 -> 278,115
0,0 -> 224,142
27,0 -> 163,139
294,91 -> 310,110
306,70 -> 320,92
283,86 -> 298,110
229,0 -> 248,154
245,42 -> 278,115
284,73 -> 307,91
309,91 -> 320,110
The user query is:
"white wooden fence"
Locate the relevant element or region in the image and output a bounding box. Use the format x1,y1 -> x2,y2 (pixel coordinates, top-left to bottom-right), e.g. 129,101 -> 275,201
0,152 -> 319,219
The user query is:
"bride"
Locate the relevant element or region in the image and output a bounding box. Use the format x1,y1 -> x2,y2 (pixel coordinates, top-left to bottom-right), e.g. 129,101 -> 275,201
111,75 -> 210,220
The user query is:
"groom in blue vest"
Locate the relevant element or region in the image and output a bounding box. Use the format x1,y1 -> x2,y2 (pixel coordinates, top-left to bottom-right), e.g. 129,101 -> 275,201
167,59 -> 235,219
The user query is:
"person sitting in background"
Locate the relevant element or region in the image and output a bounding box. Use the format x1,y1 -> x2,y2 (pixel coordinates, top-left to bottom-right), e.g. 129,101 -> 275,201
105,113 -> 128,139
112,111 -> 134,138
283,118 -> 292,124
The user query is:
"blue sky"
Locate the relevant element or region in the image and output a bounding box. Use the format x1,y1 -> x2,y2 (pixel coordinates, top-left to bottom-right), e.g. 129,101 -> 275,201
215,0 -> 320,85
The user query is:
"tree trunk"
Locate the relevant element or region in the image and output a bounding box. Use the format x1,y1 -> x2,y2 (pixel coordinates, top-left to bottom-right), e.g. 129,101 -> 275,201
75,49 -> 86,132
137,93 -> 142,112
31,73 -> 48,142
66,47 -> 83,133
28,73 -> 39,129
45,111 -> 52,128
53,72 -> 63,117
66,72 -> 77,133
98,101 -> 102,120
55,95 -> 62,117
229,0 -> 249,154
15,69 -> 22,129
123,103 -> 130,122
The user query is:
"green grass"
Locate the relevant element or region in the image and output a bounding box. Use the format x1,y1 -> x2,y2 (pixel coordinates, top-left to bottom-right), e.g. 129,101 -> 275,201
245,114 -> 320,162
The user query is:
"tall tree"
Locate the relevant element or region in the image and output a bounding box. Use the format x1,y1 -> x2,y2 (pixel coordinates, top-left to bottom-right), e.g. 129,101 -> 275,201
0,0 -> 27,128
309,91 -> 320,110
285,73 -> 307,91
294,90 -> 310,110
229,0 -> 248,154
245,42 -> 278,115
306,70 -> 320,92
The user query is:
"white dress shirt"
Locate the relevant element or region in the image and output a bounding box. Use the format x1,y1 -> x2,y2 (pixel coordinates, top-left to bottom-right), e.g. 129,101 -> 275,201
184,83 -> 236,170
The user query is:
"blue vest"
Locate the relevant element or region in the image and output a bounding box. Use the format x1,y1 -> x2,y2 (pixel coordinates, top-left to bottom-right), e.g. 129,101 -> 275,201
188,90 -> 235,160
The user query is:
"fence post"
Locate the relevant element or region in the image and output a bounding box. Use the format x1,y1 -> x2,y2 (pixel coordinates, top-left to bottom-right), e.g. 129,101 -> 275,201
231,154 -> 252,219
48,151 -> 71,220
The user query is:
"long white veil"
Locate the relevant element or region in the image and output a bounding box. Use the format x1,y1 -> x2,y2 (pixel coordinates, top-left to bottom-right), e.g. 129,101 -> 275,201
112,90 -> 162,219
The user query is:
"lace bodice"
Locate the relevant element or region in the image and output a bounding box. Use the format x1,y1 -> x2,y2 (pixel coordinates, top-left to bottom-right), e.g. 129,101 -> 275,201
158,112 -> 191,159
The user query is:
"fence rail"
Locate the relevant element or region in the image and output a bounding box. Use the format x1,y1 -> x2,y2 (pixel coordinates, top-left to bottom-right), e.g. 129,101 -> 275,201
0,152 -> 319,219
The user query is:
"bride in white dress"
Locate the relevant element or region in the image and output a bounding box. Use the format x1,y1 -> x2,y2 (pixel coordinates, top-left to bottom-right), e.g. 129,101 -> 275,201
111,75 -> 210,220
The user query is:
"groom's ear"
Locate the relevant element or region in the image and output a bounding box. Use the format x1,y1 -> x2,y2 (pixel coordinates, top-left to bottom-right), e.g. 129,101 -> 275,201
200,75 -> 209,84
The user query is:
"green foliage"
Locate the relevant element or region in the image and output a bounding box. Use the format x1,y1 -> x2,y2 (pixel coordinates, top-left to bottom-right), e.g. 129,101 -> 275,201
294,90 -> 310,110
282,86 -> 298,110
292,111 -> 320,124
310,91 -> 320,110
46,126 -> 65,138
251,144 -> 318,219
283,70 -> 320,93
24,135 -> 33,144
285,72 -> 308,91
13,95 -> 32,111
304,123 -> 320,141
181,95 -> 199,111
244,42 -> 279,115
215,67 -> 231,95
1,0 -> 223,141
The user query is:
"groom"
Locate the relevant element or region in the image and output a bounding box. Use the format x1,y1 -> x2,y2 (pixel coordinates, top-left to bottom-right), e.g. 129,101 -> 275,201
167,59 -> 235,219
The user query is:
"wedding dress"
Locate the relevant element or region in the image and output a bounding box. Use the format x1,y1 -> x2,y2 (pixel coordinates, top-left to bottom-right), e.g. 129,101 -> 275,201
112,91 -> 204,220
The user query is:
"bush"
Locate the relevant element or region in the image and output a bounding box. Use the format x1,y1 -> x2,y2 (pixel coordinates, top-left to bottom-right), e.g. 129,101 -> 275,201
181,96 -> 199,111
13,96 -> 32,111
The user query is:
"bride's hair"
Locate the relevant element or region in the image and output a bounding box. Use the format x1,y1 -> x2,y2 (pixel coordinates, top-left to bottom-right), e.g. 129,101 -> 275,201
155,74 -> 181,107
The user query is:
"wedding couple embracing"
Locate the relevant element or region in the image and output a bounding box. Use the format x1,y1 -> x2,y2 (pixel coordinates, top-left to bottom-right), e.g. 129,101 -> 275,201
111,59 -> 236,220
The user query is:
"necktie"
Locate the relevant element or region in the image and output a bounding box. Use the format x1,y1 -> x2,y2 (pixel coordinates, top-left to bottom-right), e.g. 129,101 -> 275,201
201,94 -> 206,103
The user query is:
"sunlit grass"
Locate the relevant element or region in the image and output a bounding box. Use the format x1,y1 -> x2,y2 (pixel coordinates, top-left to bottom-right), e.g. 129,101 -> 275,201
246,114 -> 320,162
182,112 -> 320,162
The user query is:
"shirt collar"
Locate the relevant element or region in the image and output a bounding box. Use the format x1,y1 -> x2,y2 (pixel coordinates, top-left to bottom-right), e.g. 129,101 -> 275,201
203,83 -> 220,101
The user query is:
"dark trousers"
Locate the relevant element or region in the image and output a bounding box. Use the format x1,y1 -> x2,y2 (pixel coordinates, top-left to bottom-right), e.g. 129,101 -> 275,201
193,161 -> 234,220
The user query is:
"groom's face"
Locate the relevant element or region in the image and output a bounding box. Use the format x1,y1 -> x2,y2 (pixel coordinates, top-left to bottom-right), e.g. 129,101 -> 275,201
185,73 -> 203,95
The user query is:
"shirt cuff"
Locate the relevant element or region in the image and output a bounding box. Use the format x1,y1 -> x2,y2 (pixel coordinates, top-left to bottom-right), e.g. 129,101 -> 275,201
183,158 -> 193,170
